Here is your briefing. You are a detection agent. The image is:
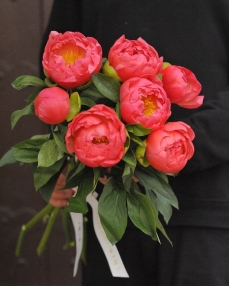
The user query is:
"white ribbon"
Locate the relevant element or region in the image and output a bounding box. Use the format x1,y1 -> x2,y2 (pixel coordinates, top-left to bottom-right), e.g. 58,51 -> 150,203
70,191 -> 129,278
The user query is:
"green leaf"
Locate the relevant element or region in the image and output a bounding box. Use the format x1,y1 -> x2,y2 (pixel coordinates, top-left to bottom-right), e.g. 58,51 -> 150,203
122,148 -> 136,168
44,77 -> 57,87
25,88 -> 41,104
127,186 -> 158,240
80,97 -> 96,107
11,75 -> 46,90
52,132 -> 69,154
33,156 -> 66,190
12,148 -> 38,163
126,124 -> 151,136
135,167 -> 178,223
66,92 -> 81,122
80,85 -> 104,99
98,178 -> 127,245
0,149 -> 17,166
38,139 -> 64,167
129,133 -> 145,147
63,163 -> 86,189
66,168 -> 95,213
39,170 -> 63,202
115,102 -> 121,118
93,167 -> 101,186
13,138 -> 47,150
92,73 -> 120,103
11,104 -> 34,129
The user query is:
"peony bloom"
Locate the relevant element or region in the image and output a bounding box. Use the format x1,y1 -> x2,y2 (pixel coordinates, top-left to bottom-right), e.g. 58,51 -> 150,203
108,35 -> 163,82
162,65 -> 204,108
34,87 -> 70,124
146,121 -> 195,174
65,104 -> 127,167
120,77 -> 171,130
42,31 -> 102,89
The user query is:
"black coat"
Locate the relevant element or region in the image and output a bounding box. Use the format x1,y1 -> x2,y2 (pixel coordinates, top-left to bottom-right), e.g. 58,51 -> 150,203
41,1 -> 229,285
42,0 -> 229,229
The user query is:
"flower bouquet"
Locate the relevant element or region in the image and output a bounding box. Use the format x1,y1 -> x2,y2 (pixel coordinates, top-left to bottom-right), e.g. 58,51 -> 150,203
0,31 -> 203,273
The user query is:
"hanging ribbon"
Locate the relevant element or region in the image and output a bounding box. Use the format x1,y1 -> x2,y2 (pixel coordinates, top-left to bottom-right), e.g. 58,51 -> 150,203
70,191 -> 129,278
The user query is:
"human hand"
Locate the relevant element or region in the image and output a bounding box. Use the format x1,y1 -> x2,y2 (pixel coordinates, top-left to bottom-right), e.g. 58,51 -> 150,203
49,173 -> 74,208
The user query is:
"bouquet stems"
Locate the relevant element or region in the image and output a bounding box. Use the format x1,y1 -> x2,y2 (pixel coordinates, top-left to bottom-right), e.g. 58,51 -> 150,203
15,204 -> 54,257
37,207 -> 60,256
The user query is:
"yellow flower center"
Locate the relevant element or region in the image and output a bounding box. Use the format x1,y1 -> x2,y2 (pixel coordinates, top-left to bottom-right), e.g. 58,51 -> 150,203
62,50 -> 83,66
92,136 -> 109,145
58,44 -> 86,66
141,95 -> 157,117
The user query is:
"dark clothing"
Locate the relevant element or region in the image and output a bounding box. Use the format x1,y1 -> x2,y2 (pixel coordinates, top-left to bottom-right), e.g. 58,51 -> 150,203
42,0 -> 229,285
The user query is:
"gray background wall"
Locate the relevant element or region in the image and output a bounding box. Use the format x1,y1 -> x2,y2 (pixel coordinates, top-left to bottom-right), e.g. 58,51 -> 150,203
0,1 -> 82,285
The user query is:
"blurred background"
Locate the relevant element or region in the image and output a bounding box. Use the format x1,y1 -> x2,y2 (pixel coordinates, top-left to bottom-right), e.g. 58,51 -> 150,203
0,1 -> 82,285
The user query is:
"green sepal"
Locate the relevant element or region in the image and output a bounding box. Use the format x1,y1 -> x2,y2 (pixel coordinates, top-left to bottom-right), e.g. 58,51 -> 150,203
66,92 -> 81,122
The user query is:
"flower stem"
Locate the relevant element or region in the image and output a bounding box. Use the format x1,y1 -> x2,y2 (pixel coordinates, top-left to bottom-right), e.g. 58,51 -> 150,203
62,208 -> 75,249
15,204 -> 54,257
36,207 -> 60,256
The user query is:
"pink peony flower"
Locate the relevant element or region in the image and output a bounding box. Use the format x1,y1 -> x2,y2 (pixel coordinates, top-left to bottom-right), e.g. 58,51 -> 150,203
65,104 -> 127,167
34,87 -> 70,124
42,31 -> 102,89
146,121 -> 195,174
108,35 -> 163,82
162,65 -> 204,108
120,77 -> 171,130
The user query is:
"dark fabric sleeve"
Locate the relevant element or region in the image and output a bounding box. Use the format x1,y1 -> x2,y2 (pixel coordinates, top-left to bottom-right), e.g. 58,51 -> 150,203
182,86 -> 229,173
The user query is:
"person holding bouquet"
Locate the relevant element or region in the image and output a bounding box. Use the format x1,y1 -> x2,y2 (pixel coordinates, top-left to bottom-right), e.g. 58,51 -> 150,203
41,0 -> 229,285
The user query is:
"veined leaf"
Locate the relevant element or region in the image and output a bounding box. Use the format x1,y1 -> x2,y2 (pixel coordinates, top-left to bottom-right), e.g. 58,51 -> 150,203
80,85 -> 104,99
13,138 -> 47,150
0,149 -> 17,166
92,73 -> 120,103
52,132 -> 69,154
12,148 -> 38,163
127,185 -> 157,240
126,124 -> 151,136
80,97 -> 96,107
98,178 -> 127,245
39,170 -> 63,202
11,75 -> 46,90
66,167 -> 95,213
11,104 -> 34,129
122,148 -> 136,167
25,88 -> 41,104
33,156 -> 66,190
129,133 -> 145,147
38,139 -> 64,167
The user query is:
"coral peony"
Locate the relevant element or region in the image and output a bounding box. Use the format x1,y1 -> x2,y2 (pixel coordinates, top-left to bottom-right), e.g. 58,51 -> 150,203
42,31 -> 102,89
146,121 -> 195,174
108,35 -> 163,82
162,65 -> 204,108
65,104 -> 126,167
120,77 -> 171,130
34,87 -> 70,124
